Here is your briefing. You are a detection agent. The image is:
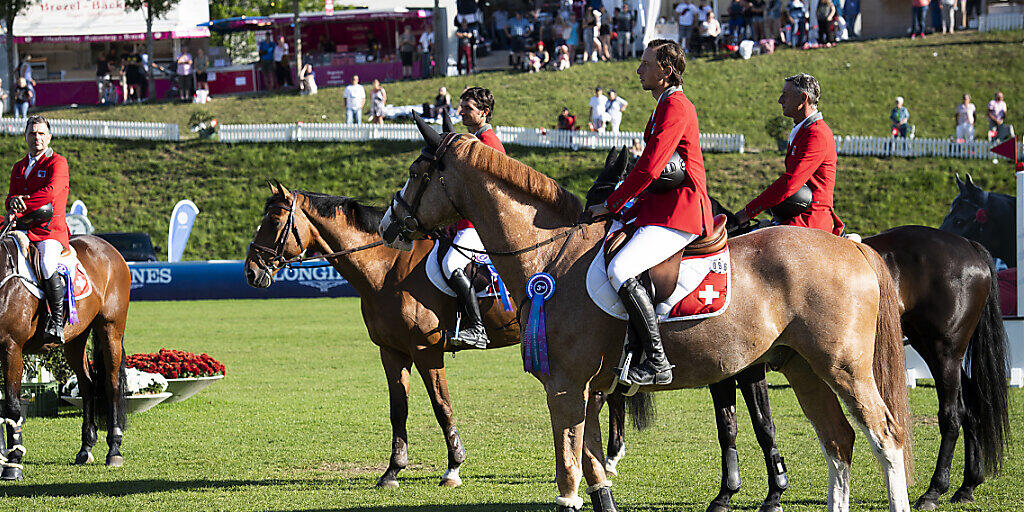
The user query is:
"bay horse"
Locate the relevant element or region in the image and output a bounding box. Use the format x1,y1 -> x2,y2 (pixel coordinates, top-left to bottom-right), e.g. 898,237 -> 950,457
380,124 -> 914,512
939,173 -> 1015,267
245,182 -> 527,488
0,223 -> 130,479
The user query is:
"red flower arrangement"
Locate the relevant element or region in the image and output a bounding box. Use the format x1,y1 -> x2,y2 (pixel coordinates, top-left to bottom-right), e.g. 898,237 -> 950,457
126,349 -> 226,380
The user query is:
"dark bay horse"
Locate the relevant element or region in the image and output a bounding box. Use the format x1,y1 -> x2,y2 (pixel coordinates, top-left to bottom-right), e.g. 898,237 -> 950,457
0,230 -> 131,479
940,173 -> 1015,267
245,182 -> 525,488
380,126 -> 913,511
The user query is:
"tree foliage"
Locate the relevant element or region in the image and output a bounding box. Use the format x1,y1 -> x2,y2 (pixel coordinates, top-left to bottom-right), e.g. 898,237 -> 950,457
0,0 -> 38,98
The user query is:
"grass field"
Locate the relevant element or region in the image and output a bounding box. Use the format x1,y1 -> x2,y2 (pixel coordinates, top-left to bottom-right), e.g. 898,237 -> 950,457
50,31 -> 1024,148
3,299 -> 1022,511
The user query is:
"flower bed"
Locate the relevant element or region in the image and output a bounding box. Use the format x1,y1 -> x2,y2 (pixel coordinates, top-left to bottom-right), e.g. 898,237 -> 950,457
127,349 -> 226,379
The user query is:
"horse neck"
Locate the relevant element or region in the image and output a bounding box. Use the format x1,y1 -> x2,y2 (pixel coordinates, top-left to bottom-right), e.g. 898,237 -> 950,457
299,203 -> 397,296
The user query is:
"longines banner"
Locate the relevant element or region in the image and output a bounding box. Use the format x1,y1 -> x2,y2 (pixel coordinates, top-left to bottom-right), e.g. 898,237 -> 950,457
128,260 -> 357,301
13,0 -> 209,41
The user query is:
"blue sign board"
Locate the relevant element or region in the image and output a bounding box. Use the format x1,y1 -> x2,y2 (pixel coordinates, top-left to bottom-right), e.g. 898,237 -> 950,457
128,260 -> 358,301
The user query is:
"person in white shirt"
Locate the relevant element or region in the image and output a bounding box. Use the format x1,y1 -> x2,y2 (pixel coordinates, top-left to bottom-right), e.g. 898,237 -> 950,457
589,86 -> 608,132
344,75 -> 366,124
175,50 -> 193,101
698,12 -> 723,55
675,1 -> 698,52
606,90 -> 628,132
418,29 -> 434,78
274,36 -> 293,88
19,55 -> 35,106
954,94 -> 975,141
987,91 -> 1010,141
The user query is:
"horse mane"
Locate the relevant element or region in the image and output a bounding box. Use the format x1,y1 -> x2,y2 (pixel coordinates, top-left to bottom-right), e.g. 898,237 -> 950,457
453,138 -> 583,220
266,191 -> 384,234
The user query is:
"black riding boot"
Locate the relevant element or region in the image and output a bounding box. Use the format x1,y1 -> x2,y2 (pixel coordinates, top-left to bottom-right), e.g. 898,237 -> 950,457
618,277 -> 673,385
42,273 -> 65,345
446,269 -> 489,349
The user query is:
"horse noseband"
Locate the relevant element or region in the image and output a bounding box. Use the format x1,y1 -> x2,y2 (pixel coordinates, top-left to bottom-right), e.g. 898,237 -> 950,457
389,133 -> 464,243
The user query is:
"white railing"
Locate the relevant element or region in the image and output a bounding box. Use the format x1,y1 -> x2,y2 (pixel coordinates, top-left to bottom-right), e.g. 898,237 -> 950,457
836,135 -> 1023,160
218,123 -> 747,153
979,9 -> 1024,32
0,118 -> 179,141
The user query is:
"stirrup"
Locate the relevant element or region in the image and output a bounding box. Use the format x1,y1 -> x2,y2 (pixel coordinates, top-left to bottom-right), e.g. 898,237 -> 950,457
449,316 -> 488,349
625,360 -> 674,386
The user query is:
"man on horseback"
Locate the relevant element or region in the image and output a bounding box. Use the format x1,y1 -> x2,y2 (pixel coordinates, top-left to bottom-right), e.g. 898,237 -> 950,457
443,86 -> 507,349
735,74 -> 844,235
586,39 -> 713,385
5,115 -> 70,345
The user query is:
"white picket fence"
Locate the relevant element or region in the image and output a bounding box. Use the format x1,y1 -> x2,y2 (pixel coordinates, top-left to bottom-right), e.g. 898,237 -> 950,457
218,122 -> 747,153
836,135 -> 1023,160
0,118 -> 179,141
979,9 -> 1024,32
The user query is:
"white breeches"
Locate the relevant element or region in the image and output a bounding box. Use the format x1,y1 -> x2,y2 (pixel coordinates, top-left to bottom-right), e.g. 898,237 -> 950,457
442,228 -> 483,279
607,222 -> 698,291
35,238 -> 64,279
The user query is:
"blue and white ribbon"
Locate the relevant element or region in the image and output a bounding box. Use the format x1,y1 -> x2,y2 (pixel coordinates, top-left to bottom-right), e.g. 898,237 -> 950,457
523,272 -> 554,375
56,264 -> 78,325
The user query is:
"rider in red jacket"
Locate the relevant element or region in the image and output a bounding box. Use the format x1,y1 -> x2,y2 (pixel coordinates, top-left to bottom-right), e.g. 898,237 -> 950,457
587,40 -> 713,385
736,74 -> 844,235
443,86 -> 507,349
6,116 -> 70,344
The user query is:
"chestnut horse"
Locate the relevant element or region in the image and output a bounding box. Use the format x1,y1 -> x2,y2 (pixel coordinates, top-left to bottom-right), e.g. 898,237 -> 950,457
245,182 -> 527,488
0,229 -> 130,480
380,126 -> 913,512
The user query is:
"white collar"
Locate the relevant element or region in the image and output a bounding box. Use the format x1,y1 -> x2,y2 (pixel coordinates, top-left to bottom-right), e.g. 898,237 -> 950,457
788,111 -> 822,144
474,124 -> 493,136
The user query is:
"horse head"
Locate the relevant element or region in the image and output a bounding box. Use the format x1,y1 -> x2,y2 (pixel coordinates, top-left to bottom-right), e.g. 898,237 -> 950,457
940,173 -> 992,240
244,181 -> 317,288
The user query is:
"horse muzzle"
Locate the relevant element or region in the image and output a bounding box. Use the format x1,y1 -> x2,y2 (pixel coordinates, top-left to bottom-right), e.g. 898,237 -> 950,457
244,265 -> 274,289
379,208 -> 414,252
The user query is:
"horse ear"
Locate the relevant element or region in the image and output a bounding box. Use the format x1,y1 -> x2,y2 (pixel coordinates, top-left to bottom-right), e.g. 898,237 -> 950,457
277,182 -> 293,199
266,179 -> 279,195
442,110 -> 455,133
614,146 -> 629,179
604,148 -> 618,171
955,173 -> 964,191
413,111 -> 442,148
965,173 -> 976,188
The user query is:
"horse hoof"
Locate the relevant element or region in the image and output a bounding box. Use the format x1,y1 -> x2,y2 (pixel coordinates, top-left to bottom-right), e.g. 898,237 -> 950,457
0,465 -> 23,481
950,489 -> 974,504
375,476 -> 399,489
913,494 -> 941,510
757,505 -> 783,512
439,476 -> 462,488
706,503 -> 731,512
74,451 -> 94,465
106,455 -> 124,468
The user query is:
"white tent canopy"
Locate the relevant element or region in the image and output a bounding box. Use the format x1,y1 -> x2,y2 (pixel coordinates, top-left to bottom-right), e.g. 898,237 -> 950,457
13,0 -> 209,40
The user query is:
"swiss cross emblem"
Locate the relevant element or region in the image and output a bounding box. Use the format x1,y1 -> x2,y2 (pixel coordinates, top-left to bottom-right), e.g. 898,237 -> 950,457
36,168 -> 46,178
697,284 -> 720,305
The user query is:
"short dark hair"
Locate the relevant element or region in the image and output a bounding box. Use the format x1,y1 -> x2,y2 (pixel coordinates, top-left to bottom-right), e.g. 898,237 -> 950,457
25,115 -> 51,135
784,73 -> 820,106
647,39 -> 686,87
460,86 -> 495,122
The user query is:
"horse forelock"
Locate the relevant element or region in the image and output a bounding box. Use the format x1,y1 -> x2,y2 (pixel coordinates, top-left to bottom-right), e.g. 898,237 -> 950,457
450,138 -> 582,221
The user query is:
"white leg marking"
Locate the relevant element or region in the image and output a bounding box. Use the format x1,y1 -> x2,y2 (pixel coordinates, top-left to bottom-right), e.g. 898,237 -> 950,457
855,423 -> 911,512
441,467 -> 462,486
819,439 -> 850,512
604,445 -> 624,477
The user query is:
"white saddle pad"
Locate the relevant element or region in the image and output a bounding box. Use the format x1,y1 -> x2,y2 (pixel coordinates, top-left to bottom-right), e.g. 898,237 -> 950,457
6,235 -> 94,301
586,247 -> 731,323
426,241 -> 499,298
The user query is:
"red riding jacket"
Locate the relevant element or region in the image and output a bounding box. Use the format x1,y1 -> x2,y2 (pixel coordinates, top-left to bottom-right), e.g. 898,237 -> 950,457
455,125 -> 506,231
743,114 -> 845,235
604,88 -> 713,236
6,148 -> 70,248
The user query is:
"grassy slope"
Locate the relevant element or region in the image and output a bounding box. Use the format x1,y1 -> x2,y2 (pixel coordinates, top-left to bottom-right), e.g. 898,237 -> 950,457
4,298 -> 1022,511
51,31 -> 1024,148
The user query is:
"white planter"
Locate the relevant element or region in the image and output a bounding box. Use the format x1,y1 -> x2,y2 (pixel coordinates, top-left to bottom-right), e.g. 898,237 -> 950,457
163,375 -> 224,404
62,392 -> 172,414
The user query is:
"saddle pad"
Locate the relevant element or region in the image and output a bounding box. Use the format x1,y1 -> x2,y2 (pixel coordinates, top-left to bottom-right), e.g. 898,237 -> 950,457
9,236 -> 93,300
586,247 -> 731,323
426,241 -> 499,298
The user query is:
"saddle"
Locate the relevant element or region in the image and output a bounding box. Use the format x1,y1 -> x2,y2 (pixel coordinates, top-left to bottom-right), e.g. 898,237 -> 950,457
604,214 -> 728,303
434,236 -> 495,294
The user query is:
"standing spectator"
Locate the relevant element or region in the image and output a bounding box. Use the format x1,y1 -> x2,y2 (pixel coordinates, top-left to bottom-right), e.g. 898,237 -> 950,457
298,58 -> 317,95
698,12 -> 723,55
765,0 -> 783,41
987,91 -> 1010,141
911,0 -> 928,38
940,0 -> 957,33
419,27 -> 434,78
890,96 -> 910,138
493,8 -> 509,50
13,78 -> 32,118
955,93 -> 975,141
274,36 -> 293,88
614,4 -> 635,59
344,75 -> 365,124
749,0 -> 766,41
96,53 -> 111,105
456,20 -> 476,75
598,8 -> 613,61
558,107 -> 577,130
589,86 -> 609,132
18,56 -> 35,107
258,35 -> 276,90
195,48 -> 210,93
368,80 -> 386,125
399,26 -> 417,79
583,8 -> 600,62
728,0 -> 747,44
507,12 -> 533,69
0,78 -> 7,116
606,90 -> 629,132
816,0 -> 837,45
567,14 -> 580,61
435,86 -> 452,117
555,44 -> 572,70
788,0 -> 809,47
843,0 -> 861,37
676,0 -> 698,52
175,48 -> 194,101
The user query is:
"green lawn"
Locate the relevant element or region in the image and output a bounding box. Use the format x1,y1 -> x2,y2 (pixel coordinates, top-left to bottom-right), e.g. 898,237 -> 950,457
49,31 -> 1024,148
3,298 -> 1022,511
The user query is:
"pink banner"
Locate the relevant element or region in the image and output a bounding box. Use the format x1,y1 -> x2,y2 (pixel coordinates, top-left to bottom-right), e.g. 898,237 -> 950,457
15,28 -> 209,44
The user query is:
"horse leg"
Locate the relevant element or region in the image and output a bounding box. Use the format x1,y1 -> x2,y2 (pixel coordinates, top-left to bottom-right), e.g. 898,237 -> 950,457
547,375 -> 589,511
583,388 -> 617,511
64,332 -> 96,464
411,346 -> 465,488
913,349 -> 963,510
952,367 -> 984,504
376,346 -> 412,488
96,321 -> 127,467
706,377 -> 741,512
602,392 -> 627,477
0,339 -> 25,480
737,365 -> 788,512
778,357 -> 855,512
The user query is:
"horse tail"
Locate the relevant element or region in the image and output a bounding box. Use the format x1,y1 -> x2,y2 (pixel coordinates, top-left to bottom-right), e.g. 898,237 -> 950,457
625,391 -> 655,431
965,241 -> 1010,476
90,332 -> 128,432
858,244 -> 913,483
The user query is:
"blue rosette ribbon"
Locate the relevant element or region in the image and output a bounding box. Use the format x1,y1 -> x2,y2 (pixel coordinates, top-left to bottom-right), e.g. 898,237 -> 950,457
56,264 -> 78,325
523,272 -> 554,375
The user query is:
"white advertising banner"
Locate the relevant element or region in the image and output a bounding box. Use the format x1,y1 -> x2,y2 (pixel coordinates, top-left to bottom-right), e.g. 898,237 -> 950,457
14,0 -> 210,41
